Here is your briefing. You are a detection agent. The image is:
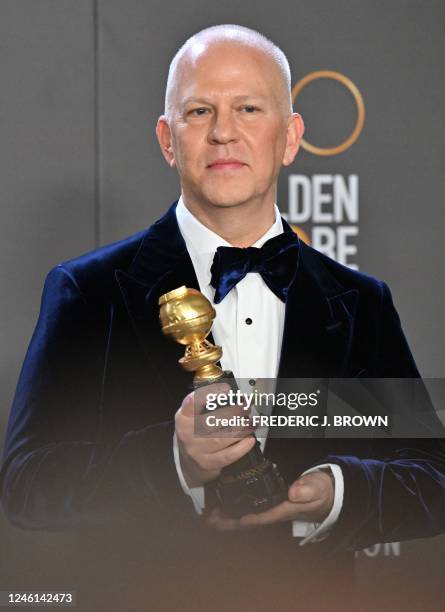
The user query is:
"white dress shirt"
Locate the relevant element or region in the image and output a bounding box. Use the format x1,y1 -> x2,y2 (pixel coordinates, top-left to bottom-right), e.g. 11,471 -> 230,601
173,196 -> 344,545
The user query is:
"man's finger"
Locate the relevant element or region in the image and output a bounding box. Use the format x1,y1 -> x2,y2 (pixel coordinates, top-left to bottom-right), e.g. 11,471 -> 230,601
195,383 -> 235,414
288,472 -> 334,503
238,501 -> 299,528
200,431 -> 255,453
201,436 -> 257,470
181,432 -> 254,458
180,383 -> 231,417
206,507 -> 242,531
194,405 -> 253,437
288,480 -> 318,503
206,503 -> 296,531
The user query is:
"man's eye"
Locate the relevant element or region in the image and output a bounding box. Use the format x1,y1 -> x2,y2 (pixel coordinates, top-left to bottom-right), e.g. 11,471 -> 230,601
243,105 -> 259,113
190,108 -> 209,116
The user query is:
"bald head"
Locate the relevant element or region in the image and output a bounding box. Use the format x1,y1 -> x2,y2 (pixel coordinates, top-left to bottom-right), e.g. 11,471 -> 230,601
164,24 -> 293,121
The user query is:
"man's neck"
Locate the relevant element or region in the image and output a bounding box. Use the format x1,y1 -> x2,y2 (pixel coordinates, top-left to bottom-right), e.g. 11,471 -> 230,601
180,193 -> 277,248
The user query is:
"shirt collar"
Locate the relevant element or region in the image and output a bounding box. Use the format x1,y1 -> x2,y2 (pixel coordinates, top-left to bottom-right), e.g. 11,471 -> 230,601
175,195 -> 284,291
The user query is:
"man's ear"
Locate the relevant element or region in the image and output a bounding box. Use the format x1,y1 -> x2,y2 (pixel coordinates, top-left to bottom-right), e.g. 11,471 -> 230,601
156,116 -> 176,168
282,113 -> 305,167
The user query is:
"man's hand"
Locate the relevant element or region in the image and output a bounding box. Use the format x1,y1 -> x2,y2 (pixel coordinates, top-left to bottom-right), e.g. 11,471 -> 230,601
175,383 -> 256,488
206,470 -> 335,530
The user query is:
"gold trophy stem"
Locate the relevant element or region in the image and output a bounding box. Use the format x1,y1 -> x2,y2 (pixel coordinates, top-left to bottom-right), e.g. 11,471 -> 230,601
192,363 -> 225,386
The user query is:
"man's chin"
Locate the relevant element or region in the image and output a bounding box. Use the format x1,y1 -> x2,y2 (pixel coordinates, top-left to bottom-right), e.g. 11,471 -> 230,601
206,200 -> 246,209
201,190 -> 255,209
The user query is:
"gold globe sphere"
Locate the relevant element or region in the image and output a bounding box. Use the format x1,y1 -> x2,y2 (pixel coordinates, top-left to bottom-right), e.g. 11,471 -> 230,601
159,286 -> 224,385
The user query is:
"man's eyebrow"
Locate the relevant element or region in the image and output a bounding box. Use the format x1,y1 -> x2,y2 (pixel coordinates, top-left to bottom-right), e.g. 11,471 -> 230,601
181,97 -> 212,108
232,95 -> 267,102
181,94 -> 267,107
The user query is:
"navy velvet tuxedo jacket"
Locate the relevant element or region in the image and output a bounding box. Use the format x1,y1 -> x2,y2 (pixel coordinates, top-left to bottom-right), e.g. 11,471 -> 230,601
1,201 -> 445,558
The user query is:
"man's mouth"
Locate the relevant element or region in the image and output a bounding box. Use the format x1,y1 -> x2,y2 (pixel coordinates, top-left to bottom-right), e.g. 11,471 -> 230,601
207,158 -> 247,170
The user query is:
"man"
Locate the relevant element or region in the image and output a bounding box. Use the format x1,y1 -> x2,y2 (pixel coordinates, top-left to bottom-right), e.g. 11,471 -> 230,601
1,24 -> 445,611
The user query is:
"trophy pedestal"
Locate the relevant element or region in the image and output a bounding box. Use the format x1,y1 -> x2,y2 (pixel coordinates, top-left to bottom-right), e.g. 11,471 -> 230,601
215,442 -> 287,518
198,371 -> 288,518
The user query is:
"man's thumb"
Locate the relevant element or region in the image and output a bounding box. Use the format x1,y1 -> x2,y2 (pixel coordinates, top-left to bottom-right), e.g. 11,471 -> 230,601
288,479 -> 312,503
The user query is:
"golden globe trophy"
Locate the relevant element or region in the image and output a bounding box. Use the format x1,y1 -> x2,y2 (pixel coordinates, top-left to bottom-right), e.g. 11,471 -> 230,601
159,285 -> 287,518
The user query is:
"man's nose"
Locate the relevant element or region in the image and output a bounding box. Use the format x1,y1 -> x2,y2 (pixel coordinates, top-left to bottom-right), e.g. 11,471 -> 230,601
208,109 -> 239,144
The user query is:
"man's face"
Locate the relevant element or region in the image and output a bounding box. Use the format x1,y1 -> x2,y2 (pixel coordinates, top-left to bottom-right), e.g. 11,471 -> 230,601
157,41 -> 302,209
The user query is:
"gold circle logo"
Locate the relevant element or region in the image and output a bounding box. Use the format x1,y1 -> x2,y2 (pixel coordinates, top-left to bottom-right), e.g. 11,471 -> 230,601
292,70 -> 365,156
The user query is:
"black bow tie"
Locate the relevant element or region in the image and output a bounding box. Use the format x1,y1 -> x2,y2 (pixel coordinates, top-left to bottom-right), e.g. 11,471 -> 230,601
210,231 -> 300,304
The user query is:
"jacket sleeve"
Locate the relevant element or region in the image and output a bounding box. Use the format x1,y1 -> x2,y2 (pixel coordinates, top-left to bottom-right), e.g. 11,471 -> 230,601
0,265 -> 195,531
319,281 -> 445,551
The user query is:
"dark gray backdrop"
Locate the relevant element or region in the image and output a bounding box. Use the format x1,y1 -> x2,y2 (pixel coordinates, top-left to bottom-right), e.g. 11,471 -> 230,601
1,1 -> 444,610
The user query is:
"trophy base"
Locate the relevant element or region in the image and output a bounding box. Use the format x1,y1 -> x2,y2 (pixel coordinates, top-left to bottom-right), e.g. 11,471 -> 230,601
214,456 -> 288,519
195,370 -> 288,518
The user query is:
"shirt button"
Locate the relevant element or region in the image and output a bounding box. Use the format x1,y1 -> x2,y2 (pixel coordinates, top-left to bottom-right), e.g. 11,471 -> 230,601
249,379 -> 256,386
245,317 -> 253,325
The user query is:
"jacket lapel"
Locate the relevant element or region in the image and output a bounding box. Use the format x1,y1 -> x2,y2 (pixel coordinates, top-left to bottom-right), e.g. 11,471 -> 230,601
267,227 -> 359,470
114,202 -> 201,404
277,223 -> 359,379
